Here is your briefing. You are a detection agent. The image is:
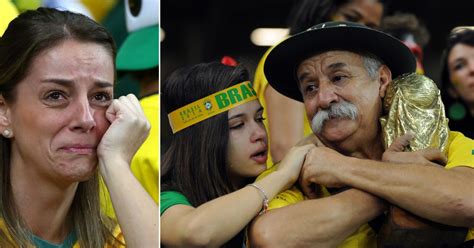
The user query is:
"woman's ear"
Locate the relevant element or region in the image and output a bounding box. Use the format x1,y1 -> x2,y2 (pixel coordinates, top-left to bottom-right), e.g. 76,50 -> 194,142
378,65 -> 392,98
0,95 -> 12,130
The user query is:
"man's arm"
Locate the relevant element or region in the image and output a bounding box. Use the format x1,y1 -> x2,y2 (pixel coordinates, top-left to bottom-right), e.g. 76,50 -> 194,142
248,189 -> 385,248
341,158 -> 474,226
301,147 -> 474,227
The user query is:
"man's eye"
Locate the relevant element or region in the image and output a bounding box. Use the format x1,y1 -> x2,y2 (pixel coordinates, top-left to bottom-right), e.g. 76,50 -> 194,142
333,75 -> 346,82
305,85 -> 318,93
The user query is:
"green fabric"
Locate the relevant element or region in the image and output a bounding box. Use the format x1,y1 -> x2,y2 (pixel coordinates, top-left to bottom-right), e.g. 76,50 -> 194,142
114,73 -> 140,98
448,102 -> 467,121
32,231 -> 77,248
116,25 -> 159,70
100,0 -> 140,98
160,191 -> 192,216
101,1 -> 127,48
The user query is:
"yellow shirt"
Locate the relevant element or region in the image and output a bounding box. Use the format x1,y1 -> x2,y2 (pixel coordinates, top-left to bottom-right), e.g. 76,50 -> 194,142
100,94 -> 159,218
256,131 -> 474,246
130,94 -> 159,203
0,0 -> 19,36
253,46 -> 313,167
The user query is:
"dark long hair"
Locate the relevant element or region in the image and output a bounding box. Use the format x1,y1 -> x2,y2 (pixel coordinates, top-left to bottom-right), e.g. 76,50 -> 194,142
161,61 -> 250,247
0,7 -> 117,247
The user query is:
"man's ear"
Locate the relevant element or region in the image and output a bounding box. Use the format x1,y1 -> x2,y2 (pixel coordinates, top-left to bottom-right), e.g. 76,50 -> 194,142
378,65 -> 392,98
0,95 -> 12,130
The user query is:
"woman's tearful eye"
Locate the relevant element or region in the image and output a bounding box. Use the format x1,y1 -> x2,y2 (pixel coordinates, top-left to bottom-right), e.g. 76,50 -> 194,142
46,91 -> 65,101
43,90 -> 68,106
92,92 -> 113,106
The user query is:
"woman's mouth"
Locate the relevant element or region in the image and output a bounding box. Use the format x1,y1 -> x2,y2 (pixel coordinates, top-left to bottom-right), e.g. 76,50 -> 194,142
251,149 -> 268,164
60,145 -> 96,155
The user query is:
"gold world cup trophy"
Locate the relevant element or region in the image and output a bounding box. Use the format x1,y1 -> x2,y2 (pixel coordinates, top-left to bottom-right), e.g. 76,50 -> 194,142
377,73 -> 467,247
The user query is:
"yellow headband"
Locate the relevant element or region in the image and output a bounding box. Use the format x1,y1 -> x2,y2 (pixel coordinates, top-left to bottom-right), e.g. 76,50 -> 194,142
168,81 -> 258,133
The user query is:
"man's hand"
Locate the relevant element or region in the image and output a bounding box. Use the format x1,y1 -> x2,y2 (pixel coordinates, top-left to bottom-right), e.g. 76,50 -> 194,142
382,132 -> 447,167
299,147 -> 349,198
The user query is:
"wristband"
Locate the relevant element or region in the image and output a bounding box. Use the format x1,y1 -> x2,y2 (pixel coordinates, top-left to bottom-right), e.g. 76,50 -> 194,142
248,183 -> 269,215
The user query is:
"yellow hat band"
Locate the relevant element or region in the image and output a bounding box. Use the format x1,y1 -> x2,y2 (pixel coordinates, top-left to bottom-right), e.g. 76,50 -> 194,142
168,81 -> 258,133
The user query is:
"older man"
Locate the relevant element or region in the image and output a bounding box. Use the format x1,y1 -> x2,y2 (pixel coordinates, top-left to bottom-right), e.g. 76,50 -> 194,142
248,21 -> 474,247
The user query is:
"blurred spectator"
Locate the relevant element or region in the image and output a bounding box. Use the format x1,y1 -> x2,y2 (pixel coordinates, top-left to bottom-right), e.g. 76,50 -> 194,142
380,12 -> 430,74
440,26 -> 474,138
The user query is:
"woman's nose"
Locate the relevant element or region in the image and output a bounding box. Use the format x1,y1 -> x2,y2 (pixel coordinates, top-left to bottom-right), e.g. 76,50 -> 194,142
468,59 -> 474,74
250,121 -> 266,143
71,97 -> 96,132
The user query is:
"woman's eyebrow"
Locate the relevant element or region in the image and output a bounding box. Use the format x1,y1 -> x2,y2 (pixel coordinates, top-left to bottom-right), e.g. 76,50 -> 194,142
40,78 -> 113,88
228,113 -> 244,120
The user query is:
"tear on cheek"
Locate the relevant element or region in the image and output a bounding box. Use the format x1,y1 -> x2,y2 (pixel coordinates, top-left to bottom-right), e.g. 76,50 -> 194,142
95,120 -> 111,138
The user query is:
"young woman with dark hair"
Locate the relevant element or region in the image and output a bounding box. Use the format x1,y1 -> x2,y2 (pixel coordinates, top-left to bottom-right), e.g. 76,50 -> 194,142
161,61 -> 313,247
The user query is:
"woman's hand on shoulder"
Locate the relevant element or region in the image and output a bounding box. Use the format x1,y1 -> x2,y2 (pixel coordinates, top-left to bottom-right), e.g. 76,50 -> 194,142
276,143 -> 315,188
98,94 -> 150,165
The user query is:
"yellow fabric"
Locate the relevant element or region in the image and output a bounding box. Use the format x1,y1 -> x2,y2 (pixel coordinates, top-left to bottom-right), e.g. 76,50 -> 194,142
0,0 -> 19,36
445,131 -> 474,240
131,94 -> 159,203
255,166 -> 377,247
467,228 -> 474,241
256,166 -> 305,209
253,46 -> 312,167
0,219 -> 124,247
168,81 -> 257,133
444,131 -> 474,169
255,131 -> 474,246
100,94 -> 159,218
80,0 -> 118,22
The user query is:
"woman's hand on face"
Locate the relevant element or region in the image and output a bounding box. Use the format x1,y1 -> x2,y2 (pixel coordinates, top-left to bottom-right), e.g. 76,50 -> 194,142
98,94 -> 150,165
276,144 -> 315,188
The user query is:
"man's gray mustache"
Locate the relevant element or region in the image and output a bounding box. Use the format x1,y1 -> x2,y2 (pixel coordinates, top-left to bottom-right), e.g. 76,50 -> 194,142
311,101 -> 358,134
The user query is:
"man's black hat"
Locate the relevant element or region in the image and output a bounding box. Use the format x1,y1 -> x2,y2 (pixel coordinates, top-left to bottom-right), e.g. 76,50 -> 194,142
264,21 -> 417,102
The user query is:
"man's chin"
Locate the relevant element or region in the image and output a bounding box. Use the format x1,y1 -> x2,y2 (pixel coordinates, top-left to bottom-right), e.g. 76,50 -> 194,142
318,120 -> 357,142
319,130 -> 350,143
